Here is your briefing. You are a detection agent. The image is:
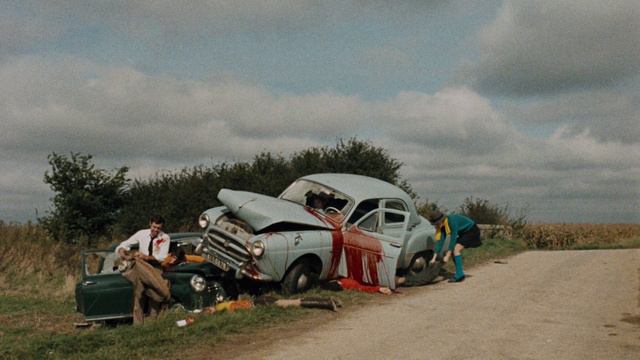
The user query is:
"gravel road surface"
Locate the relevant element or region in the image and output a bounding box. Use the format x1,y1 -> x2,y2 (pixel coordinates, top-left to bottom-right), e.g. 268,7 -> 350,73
241,250 -> 640,360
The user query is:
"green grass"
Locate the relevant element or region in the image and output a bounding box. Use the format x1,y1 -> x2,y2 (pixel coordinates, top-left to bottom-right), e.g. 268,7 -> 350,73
0,236 -> 550,359
7,307 -> 300,359
436,236 -> 528,278
0,288 -> 373,360
0,295 -> 72,315
464,236 -> 528,266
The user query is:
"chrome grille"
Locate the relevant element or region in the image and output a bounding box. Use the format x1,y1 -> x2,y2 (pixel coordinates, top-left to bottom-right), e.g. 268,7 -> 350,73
204,225 -> 252,265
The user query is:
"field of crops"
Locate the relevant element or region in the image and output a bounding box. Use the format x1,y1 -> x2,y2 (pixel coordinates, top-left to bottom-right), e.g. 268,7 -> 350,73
519,224 -> 640,249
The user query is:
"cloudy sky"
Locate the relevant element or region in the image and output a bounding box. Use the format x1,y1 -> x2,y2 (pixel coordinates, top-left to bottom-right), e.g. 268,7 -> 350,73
1,0 -> 638,223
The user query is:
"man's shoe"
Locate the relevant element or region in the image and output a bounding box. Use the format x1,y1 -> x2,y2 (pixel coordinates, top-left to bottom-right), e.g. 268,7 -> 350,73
448,275 -> 465,283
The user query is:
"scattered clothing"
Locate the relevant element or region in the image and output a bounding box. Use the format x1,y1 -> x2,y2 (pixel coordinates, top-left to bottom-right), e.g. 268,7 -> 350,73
210,295 -> 340,313
401,262 -> 444,287
322,277 -> 392,294
214,300 -> 254,312
119,258 -> 171,324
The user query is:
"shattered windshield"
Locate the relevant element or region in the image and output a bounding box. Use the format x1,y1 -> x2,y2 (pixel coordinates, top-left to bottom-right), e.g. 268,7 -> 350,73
279,179 -> 353,214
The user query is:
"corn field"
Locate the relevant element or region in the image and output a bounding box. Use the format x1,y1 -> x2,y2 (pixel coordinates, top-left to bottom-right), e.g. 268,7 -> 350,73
519,224 -> 640,249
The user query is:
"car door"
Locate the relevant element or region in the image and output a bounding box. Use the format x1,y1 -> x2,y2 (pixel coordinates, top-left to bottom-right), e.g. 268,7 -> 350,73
76,250 -> 133,321
380,199 -> 410,239
339,208 -> 409,289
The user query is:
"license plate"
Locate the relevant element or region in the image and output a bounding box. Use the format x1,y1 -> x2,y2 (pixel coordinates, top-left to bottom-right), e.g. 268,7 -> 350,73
205,253 -> 230,272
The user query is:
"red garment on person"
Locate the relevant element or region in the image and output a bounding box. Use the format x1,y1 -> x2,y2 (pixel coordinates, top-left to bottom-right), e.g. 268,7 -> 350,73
337,278 -> 381,293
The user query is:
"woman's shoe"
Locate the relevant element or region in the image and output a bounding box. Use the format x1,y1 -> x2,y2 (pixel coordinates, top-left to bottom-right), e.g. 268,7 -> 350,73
448,275 -> 466,283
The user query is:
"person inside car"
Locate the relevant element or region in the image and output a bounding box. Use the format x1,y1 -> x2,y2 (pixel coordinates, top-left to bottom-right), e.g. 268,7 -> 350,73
305,191 -> 334,211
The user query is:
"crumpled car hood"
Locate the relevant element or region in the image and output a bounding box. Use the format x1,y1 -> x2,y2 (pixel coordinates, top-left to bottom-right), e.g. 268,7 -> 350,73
218,189 -> 332,232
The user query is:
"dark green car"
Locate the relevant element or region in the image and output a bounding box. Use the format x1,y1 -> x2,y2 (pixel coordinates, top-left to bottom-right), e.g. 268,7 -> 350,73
75,233 -> 227,322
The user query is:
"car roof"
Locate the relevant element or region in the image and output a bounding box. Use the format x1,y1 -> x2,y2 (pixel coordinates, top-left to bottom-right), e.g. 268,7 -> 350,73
301,173 -> 411,202
300,173 -> 421,224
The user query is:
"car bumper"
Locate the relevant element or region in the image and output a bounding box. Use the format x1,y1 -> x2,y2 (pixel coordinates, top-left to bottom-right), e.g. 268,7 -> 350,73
202,247 -> 273,281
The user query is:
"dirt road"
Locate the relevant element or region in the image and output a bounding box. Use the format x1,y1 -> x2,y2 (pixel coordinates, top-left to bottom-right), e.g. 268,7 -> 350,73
240,250 -> 640,360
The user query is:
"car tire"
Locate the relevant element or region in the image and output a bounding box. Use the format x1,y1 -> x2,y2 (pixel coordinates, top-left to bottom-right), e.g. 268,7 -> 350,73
282,260 -> 317,294
403,252 -> 442,286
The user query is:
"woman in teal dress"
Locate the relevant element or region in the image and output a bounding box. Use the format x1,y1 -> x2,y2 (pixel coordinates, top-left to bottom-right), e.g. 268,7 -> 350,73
427,211 -> 482,282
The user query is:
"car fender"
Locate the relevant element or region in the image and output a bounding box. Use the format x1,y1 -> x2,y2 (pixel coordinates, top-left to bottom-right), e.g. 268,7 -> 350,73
252,232 -> 290,281
256,229 -> 332,282
400,220 -> 436,269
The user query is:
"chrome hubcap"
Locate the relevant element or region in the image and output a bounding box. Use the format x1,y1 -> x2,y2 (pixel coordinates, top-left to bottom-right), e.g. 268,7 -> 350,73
411,257 -> 426,273
297,273 -> 309,289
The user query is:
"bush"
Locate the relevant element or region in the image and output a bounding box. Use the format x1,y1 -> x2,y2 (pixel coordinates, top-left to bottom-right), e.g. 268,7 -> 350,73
458,197 -> 508,225
40,152 -> 129,246
115,138 -> 412,233
416,200 -> 445,218
456,197 -> 528,238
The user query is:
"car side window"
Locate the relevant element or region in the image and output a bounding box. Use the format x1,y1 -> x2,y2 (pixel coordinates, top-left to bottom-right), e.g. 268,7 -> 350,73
85,253 -> 103,275
347,199 -> 379,225
383,200 -> 408,225
358,211 -> 379,232
100,253 -> 119,274
84,252 -> 119,275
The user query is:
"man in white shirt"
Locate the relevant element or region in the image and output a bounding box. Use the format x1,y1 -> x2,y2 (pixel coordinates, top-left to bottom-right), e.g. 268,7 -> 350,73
116,215 -> 171,266
115,214 -> 171,324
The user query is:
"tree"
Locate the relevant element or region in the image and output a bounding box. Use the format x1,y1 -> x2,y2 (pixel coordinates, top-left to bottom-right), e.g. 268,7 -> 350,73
116,138 -> 414,232
40,152 -> 129,245
320,138 -> 404,184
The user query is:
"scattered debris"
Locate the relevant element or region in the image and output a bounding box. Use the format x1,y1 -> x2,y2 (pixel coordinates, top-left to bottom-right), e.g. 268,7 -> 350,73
176,316 -> 195,327
621,314 -> 640,326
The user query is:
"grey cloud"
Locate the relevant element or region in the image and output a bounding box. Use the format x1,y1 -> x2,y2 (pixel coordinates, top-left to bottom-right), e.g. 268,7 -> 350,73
469,0 -> 640,96
387,124 -> 639,222
376,87 -> 515,155
1,55 -> 638,224
0,11 -> 63,57
506,90 -> 640,144
0,56 -> 357,162
25,0 -> 447,40
0,154 -> 53,222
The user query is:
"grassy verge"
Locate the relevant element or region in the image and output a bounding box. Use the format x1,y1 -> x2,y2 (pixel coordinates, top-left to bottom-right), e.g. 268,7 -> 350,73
0,288 -> 373,360
463,236 -> 528,267
1,236 -> 525,359
2,231 -> 638,359
433,236 -> 528,277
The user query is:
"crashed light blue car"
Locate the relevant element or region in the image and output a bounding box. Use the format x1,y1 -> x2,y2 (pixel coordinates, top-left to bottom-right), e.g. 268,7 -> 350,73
197,173 -> 439,293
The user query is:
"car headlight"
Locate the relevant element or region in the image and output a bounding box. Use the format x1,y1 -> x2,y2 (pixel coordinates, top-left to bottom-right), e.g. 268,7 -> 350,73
251,240 -> 265,257
198,213 -> 210,229
190,275 -> 207,292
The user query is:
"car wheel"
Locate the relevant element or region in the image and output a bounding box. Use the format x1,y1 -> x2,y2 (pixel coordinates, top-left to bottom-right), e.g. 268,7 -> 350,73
282,260 -> 317,294
170,302 -> 186,312
404,252 -> 441,286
